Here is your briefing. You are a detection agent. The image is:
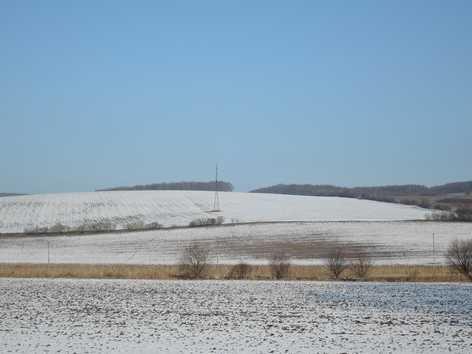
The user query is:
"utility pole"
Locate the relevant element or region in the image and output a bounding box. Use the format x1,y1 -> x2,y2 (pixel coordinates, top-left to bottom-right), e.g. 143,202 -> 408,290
47,240 -> 50,264
432,232 -> 436,265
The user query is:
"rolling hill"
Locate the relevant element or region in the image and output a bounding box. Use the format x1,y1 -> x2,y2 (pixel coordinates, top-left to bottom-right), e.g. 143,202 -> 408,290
0,190 -> 428,234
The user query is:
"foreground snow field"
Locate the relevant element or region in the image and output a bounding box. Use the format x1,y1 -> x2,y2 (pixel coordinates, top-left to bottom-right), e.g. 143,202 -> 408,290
1,221 -> 472,265
0,279 -> 471,353
0,191 -> 428,234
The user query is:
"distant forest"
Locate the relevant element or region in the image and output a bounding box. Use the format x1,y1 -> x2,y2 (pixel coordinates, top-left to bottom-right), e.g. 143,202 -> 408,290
0,193 -> 25,198
251,181 -> 472,212
98,181 -> 234,192
251,181 -> 472,198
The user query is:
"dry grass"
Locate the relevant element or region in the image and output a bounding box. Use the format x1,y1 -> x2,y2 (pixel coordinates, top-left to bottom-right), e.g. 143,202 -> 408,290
0,263 -> 467,282
0,264 -> 177,280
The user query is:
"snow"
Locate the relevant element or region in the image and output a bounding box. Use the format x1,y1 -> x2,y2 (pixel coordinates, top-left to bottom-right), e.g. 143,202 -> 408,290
1,279 -> 471,353
0,191 -> 428,234
2,221 -> 472,265
0,191 -> 465,265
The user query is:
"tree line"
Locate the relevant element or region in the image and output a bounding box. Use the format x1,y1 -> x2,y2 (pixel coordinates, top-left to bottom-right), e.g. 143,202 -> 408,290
179,238 -> 472,282
98,181 -> 234,192
251,181 -> 472,214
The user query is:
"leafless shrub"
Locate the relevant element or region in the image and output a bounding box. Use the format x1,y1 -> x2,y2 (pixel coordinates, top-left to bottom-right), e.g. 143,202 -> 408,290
406,266 -> 419,281
426,211 -> 454,221
227,262 -> 251,279
48,223 -> 70,233
24,226 -> 49,234
325,246 -> 348,280
350,252 -> 372,280
447,239 -> 472,281
455,208 -> 472,222
427,208 -> 472,222
188,219 -> 204,227
24,223 -> 70,234
126,221 -> 162,231
433,204 -> 451,211
189,216 -> 224,227
178,242 -> 210,279
126,220 -> 145,230
418,199 -> 432,209
144,222 -> 162,230
75,219 -> 115,232
269,251 -> 290,279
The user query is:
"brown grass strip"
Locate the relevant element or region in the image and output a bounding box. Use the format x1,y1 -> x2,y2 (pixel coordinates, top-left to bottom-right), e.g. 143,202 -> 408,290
0,263 -> 468,282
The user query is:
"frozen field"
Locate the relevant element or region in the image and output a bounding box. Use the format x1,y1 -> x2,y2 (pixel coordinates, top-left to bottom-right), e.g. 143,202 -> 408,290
0,191 -> 428,234
0,279 -> 471,353
0,191 -> 466,265
1,221 -> 472,265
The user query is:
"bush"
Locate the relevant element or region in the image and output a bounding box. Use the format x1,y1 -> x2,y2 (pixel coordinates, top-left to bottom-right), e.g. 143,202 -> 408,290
144,222 -> 162,230
188,216 -> 224,227
178,242 -> 210,279
75,220 -> 115,233
49,223 -> 70,233
447,239 -> 472,281
24,226 -> 49,234
433,204 -> 451,211
427,207 -> 472,222
24,219 -> 162,235
269,251 -> 290,279
350,252 -> 372,280
418,199 -> 432,209
227,262 -> 251,279
126,221 -> 145,230
24,223 -> 70,234
325,246 -> 348,280
126,221 -> 162,231
455,208 -> 472,222
401,199 -> 418,206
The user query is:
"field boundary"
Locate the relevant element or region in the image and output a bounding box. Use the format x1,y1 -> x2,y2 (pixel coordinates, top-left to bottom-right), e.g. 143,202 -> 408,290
0,263 -> 468,282
0,219 -> 435,239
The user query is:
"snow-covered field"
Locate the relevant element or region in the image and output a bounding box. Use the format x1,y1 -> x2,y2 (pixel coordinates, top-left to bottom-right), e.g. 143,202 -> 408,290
1,191 -> 468,265
0,279 -> 471,353
0,191 -> 428,234
2,221 -> 472,265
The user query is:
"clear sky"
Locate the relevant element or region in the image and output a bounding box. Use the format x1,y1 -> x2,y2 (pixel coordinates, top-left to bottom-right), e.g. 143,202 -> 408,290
1,1 -> 471,193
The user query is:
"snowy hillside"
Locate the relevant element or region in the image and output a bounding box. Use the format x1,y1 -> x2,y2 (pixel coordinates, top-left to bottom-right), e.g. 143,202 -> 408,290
2,221 -> 471,265
0,191 -> 429,234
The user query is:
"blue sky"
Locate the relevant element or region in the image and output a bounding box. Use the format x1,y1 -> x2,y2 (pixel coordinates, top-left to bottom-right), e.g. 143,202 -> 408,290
1,1 -> 471,193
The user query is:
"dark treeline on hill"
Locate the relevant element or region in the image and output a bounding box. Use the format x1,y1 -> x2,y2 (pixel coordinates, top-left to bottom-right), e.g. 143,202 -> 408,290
0,193 -> 25,198
429,181 -> 472,195
98,181 -> 234,192
251,181 -> 472,214
251,181 -> 472,198
251,184 -> 427,201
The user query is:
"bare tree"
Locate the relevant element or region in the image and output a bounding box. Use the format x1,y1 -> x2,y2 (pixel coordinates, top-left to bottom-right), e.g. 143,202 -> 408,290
269,251 -> 290,280
227,262 -> 251,279
447,239 -> 472,281
325,246 -> 348,280
178,242 -> 210,279
350,252 -> 372,280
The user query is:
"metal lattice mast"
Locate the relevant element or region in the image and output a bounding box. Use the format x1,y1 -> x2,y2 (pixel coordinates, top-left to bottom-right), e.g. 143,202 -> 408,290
213,164 -> 220,211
